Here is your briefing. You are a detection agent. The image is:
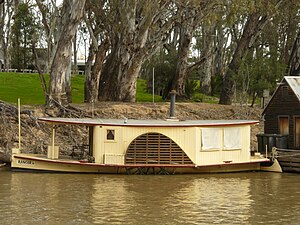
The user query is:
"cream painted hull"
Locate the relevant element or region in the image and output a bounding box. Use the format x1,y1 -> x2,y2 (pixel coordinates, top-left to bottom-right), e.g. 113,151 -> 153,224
11,154 -> 270,174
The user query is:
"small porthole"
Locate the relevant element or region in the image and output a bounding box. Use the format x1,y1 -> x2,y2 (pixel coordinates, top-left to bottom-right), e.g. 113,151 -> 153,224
107,130 -> 115,140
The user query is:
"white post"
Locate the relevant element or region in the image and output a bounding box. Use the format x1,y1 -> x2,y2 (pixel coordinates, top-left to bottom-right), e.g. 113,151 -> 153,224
52,125 -> 55,160
18,98 -> 21,150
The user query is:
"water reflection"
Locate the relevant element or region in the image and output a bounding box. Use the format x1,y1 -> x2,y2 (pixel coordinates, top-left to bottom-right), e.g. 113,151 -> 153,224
89,175 -> 253,225
247,172 -> 300,224
1,172 -> 300,225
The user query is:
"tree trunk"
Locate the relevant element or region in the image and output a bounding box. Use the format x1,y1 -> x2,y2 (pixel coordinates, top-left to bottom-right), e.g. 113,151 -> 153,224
167,2 -> 209,99
48,0 -> 86,107
0,0 -> 13,70
214,23 -> 226,79
73,33 -> 77,74
84,45 -> 95,102
32,43 -> 48,102
169,6 -> 199,99
35,0 -> 59,74
85,39 -> 109,103
287,31 -> 300,76
170,27 -> 192,98
96,1 -> 178,102
200,24 -> 215,95
99,41 -> 143,102
65,46 -> 72,103
219,13 -> 268,105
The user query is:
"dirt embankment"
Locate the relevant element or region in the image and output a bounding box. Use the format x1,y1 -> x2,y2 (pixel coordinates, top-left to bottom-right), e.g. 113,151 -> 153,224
0,102 -> 264,162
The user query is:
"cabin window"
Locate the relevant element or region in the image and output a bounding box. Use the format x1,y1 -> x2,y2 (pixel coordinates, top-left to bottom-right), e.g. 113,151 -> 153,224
224,127 -> 241,149
279,116 -> 289,135
201,128 -> 222,150
106,129 -> 115,140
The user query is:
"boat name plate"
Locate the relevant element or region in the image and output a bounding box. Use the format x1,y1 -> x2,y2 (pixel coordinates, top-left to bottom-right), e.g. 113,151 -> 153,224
17,159 -> 35,166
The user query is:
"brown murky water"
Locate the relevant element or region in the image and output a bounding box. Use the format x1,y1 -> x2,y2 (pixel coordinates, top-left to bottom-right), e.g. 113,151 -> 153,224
1,171 -> 300,225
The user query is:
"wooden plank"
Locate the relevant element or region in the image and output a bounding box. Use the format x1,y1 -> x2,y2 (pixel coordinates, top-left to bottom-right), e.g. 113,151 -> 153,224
278,157 -> 300,163
125,132 -> 193,165
282,166 -> 300,173
279,161 -> 300,168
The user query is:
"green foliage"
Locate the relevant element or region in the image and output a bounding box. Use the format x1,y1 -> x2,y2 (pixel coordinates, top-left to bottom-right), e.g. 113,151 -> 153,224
185,79 -> 199,99
143,48 -> 177,99
211,75 -> 223,96
10,3 -> 39,70
235,50 -> 286,102
136,79 -> 163,102
193,93 -> 219,104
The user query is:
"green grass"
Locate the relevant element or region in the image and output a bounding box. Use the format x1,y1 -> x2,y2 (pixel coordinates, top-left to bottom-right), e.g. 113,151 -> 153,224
0,72 -> 85,104
0,72 -> 162,104
0,72 -> 46,104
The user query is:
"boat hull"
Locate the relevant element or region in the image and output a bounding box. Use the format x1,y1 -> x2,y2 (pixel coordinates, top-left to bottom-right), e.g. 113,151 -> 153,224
11,154 -> 267,174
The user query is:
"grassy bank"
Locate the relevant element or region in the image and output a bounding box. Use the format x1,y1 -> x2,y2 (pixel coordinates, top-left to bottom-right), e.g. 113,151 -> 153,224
0,72 -> 162,104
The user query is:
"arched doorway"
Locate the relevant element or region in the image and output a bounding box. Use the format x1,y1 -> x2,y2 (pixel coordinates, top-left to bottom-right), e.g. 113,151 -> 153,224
125,132 -> 193,164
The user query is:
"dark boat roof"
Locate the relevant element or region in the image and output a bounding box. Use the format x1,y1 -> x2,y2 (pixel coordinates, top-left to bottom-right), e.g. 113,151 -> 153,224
38,117 -> 259,127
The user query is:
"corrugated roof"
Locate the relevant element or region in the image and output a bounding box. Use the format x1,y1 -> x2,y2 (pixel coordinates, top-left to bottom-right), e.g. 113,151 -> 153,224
284,76 -> 300,101
38,117 -> 258,127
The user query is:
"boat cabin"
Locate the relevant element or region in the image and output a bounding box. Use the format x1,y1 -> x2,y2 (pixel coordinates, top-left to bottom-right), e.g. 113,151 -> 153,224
262,76 -> 300,150
40,118 -> 258,166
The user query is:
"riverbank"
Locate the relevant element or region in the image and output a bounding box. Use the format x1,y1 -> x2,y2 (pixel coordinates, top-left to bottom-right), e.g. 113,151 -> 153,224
0,102 -> 263,163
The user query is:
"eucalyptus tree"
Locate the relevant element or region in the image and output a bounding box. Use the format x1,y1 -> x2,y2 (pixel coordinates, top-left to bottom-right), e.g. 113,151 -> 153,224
280,0 -> 300,76
276,0 -> 300,66
0,0 -> 14,70
196,21 -> 217,96
219,0 -> 284,105
35,0 -> 60,73
168,0 -> 221,99
83,0 -> 109,103
97,0 -> 179,102
36,0 -> 86,107
219,0 -> 300,105
288,31 -> 300,76
240,0 -> 300,105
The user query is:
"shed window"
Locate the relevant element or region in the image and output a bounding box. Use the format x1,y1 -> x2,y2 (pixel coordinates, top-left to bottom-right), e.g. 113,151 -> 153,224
279,116 -> 289,135
201,128 -> 222,150
106,130 -> 115,140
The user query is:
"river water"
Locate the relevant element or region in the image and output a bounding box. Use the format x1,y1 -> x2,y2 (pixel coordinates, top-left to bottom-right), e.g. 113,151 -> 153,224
0,171 -> 300,225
